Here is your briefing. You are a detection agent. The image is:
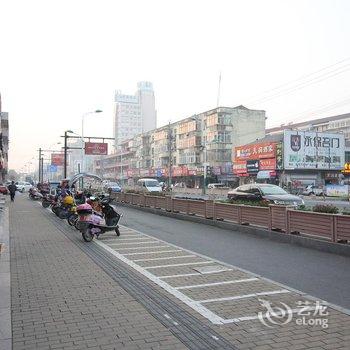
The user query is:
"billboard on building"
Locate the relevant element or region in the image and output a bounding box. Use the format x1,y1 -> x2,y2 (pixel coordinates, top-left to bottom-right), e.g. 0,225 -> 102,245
283,130 -> 345,170
234,142 -> 276,162
85,142 -> 108,155
51,153 -> 64,166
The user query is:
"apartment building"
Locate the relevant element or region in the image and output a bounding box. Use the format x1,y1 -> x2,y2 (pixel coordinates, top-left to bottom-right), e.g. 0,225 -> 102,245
267,112 -> 350,140
95,105 -> 266,186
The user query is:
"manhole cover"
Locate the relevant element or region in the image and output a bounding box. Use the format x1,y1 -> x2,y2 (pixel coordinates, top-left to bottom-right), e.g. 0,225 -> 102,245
193,264 -> 230,274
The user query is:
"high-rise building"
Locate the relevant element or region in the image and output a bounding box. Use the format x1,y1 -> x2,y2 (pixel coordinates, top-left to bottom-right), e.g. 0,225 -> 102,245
113,81 -> 157,148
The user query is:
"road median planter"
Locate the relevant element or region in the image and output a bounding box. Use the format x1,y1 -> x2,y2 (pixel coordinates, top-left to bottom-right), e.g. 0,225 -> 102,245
111,193 -> 350,248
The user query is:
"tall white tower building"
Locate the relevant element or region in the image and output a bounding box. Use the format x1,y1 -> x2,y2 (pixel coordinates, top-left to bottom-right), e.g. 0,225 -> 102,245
113,81 -> 157,147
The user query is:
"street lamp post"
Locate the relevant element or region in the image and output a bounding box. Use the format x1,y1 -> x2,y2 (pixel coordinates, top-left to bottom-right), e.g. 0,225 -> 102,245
81,110 -> 103,173
64,130 -> 74,178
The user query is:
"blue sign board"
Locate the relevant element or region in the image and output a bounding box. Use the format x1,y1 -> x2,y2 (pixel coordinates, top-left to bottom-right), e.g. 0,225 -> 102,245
49,165 -> 58,173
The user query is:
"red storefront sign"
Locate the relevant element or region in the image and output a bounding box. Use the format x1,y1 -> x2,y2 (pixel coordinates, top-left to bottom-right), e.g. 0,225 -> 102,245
172,166 -> 188,177
51,153 -> 64,166
234,142 -> 276,161
233,160 -> 247,175
85,142 -> 108,155
259,158 -> 276,170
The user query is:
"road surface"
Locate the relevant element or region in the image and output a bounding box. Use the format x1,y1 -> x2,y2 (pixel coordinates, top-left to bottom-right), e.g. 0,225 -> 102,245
119,205 -> 350,310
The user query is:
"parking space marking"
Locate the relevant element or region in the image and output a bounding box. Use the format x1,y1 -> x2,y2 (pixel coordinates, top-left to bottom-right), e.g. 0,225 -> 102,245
113,237 -> 153,241
108,240 -> 160,246
145,261 -> 212,270
123,249 -> 182,256
94,239 -> 225,325
133,255 -> 196,262
175,278 -> 259,290
198,289 -> 291,304
115,245 -> 169,251
221,307 -> 317,324
160,273 -> 202,279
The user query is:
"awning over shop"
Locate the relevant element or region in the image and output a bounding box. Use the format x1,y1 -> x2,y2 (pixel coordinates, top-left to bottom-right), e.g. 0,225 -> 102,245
256,170 -> 276,179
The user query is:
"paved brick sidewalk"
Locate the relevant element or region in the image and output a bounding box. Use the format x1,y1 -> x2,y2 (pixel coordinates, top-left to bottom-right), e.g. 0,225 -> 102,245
10,197 -> 186,350
9,196 -> 350,350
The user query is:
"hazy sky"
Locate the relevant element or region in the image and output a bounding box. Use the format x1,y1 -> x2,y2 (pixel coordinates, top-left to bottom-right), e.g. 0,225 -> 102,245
1,0 -> 350,171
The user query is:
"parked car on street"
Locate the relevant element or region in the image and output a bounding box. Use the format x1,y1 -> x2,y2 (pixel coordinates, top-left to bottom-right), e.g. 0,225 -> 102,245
0,183 -> 9,195
136,178 -> 162,192
207,183 -> 229,189
105,182 -> 122,193
15,181 -> 33,193
302,184 -> 324,196
227,183 -> 304,206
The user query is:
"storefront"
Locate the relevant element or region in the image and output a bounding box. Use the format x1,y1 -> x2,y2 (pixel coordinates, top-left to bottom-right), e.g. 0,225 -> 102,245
282,130 -> 345,189
233,141 -> 279,185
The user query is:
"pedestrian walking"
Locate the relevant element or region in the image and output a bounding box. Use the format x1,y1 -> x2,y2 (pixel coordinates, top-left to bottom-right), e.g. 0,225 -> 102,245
8,181 -> 17,202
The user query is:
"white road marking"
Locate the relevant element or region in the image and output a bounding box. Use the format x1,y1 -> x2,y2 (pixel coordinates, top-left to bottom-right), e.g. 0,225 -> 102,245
145,261 -> 212,270
175,278 -> 259,290
221,307 -> 317,324
133,255 -> 196,262
113,245 -> 169,251
108,240 -> 160,246
94,239 -> 225,325
160,273 -> 202,279
198,290 -> 291,304
123,249 -> 182,256
112,237 -> 152,241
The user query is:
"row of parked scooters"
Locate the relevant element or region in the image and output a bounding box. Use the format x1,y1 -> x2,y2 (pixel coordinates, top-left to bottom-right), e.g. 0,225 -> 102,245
30,186 -> 121,242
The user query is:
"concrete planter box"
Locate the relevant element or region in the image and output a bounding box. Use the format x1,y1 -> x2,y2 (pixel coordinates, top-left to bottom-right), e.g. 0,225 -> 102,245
187,200 -> 206,217
155,196 -> 167,210
270,205 -> 289,231
241,205 -> 270,229
214,202 -> 240,223
124,193 -> 133,204
287,210 -> 335,241
131,194 -> 140,205
145,195 -> 157,208
172,198 -> 189,214
334,215 -> 350,241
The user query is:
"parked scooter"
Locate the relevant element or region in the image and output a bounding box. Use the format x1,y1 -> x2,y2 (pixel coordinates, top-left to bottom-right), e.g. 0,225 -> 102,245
76,196 -> 121,242
29,187 -> 43,200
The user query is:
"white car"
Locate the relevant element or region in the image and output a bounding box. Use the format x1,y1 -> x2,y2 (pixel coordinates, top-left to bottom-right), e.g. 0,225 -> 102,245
16,181 -> 33,193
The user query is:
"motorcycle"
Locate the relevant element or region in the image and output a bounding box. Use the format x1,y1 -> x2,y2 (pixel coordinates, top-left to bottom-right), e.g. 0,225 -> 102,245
76,197 -> 121,242
29,187 -> 43,200
42,193 -> 55,208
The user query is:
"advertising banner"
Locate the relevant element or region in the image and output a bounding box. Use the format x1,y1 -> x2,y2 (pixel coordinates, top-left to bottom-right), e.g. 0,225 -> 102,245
283,131 -> 345,170
51,153 -> 64,166
84,142 -> 108,155
233,160 -> 247,175
259,158 -> 276,170
325,184 -> 348,197
246,159 -> 259,174
234,142 -> 276,162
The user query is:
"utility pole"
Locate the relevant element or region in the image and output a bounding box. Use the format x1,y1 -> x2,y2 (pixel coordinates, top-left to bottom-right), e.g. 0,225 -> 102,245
40,157 -> 44,182
38,148 -> 42,183
64,131 -> 68,178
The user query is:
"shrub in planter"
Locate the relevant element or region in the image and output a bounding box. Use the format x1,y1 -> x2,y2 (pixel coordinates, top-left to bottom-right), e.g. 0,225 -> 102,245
312,204 -> 339,214
342,211 -> 350,215
124,189 -> 139,194
145,192 -> 166,197
227,199 -> 269,207
296,204 -> 311,211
